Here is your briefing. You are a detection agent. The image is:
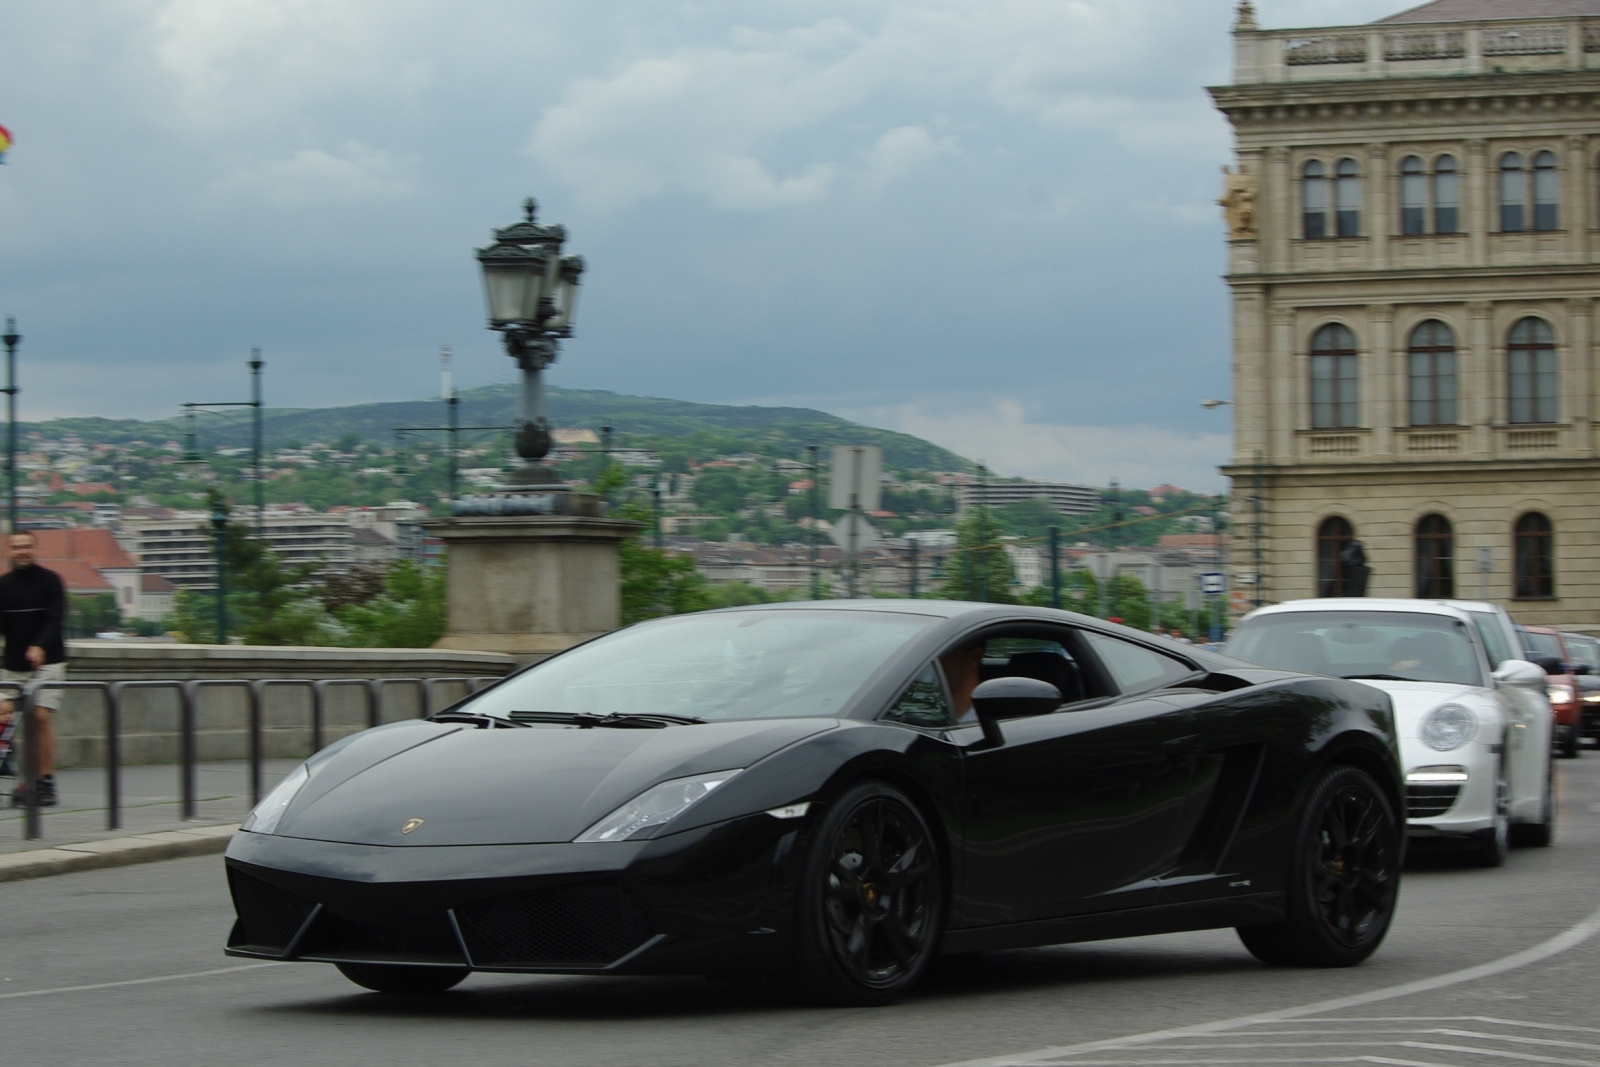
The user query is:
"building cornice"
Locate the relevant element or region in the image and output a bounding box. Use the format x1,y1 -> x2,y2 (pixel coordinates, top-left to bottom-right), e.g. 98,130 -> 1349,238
1210,71 -> 1600,132
1226,261 -> 1600,288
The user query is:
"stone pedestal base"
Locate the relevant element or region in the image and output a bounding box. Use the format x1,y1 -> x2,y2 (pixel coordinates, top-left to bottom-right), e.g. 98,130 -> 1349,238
424,504 -> 640,665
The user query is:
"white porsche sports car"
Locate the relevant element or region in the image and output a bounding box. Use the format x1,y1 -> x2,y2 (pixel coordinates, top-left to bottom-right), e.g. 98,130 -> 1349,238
1226,599 -> 1555,866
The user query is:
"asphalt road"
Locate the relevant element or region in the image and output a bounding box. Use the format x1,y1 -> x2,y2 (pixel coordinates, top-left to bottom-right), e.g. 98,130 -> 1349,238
8,757 -> 1600,1067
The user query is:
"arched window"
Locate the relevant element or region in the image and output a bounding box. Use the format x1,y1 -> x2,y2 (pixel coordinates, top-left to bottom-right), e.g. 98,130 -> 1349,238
1401,156 -> 1426,236
1514,512 -> 1554,599
1311,323 -> 1359,429
1317,517 -> 1355,598
1336,158 -> 1361,237
1303,160 -> 1327,239
1434,155 -> 1459,234
1508,317 -> 1557,424
1533,150 -> 1559,231
1501,152 -> 1526,231
1415,514 -> 1454,598
1408,320 -> 1457,426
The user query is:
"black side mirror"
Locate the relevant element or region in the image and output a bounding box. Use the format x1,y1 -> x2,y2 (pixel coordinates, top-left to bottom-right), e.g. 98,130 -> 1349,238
972,676 -> 1063,724
1528,653 -> 1564,675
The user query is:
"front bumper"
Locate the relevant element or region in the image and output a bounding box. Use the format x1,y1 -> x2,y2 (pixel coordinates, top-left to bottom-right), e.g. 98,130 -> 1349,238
1402,752 -> 1498,838
223,809 -> 810,976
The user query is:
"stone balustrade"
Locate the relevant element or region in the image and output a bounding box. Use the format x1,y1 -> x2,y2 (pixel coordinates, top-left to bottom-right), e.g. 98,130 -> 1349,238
40,642 -> 515,768
1235,15 -> 1599,84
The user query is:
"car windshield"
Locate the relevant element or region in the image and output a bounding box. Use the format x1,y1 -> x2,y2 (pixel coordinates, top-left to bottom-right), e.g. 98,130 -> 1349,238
463,609 -> 937,722
1522,630 -> 1564,661
1226,610 -> 1484,687
1566,635 -> 1600,672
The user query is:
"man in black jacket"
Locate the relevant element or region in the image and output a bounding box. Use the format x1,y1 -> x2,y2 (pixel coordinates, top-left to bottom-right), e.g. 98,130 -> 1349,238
0,532 -> 66,806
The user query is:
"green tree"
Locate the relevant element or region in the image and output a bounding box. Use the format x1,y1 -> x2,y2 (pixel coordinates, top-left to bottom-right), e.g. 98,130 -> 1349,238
615,503 -> 711,624
335,561 -> 447,647
939,508 -> 1015,603
66,593 -> 121,638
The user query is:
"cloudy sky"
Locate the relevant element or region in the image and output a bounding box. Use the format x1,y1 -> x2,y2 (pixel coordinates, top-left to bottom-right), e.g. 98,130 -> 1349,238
0,0 -> 1406,489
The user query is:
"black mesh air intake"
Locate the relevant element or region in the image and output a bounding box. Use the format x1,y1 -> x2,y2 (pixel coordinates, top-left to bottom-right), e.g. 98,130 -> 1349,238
1407,782 -> 1461,819
456,882 -> 653,968
296,909 -> 466,966
228,868 -> 317,953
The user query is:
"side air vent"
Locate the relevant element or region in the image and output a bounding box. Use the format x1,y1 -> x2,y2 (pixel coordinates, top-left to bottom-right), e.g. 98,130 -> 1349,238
1406,782 -> 1461,819
227,868 -> 317,954
456,882 -> 653,968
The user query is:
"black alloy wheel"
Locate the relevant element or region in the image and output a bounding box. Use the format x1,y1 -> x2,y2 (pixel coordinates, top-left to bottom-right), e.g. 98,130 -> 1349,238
1511,757 -> 1555,848
1238,765 -> 1399,967
335,962 -> 469,994
790,781 -> 943,1005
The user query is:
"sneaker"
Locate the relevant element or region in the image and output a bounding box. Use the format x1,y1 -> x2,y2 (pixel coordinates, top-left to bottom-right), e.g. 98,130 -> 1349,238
36,776 -> 57,807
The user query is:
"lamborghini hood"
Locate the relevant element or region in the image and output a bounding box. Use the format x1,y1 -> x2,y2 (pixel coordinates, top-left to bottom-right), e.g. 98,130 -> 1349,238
270,717 -> 836,846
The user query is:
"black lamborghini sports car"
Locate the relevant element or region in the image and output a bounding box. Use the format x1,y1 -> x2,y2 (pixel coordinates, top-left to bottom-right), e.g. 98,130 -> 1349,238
224,601 -> 1404,1004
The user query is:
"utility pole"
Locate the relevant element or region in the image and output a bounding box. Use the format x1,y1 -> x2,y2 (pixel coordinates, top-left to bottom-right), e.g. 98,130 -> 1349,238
908,538 -> 919,598
442,347 -> 459,505
3,318 -> 19,536
211,502 -> 229,644
807,445 -> 821,599
976,462 -> 989,603
653,476 -> 665,549
249,350 -> 264,539
1049,526 -> 1061,609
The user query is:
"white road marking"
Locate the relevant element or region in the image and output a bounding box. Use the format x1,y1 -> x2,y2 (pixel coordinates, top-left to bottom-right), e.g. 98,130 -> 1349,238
930,901 -> 1600,1066
0,962 -> 281,1001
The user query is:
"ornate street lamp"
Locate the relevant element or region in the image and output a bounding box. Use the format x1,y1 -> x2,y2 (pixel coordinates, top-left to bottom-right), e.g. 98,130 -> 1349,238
475,198 -> 585,488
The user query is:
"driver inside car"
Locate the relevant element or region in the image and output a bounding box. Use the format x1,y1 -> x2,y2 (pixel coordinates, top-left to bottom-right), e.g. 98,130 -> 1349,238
941,642 -> 984,723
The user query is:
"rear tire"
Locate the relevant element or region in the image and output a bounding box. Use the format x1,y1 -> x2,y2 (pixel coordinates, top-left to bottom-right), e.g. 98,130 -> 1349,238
1236,765 -> 1399,968
1510,757 -> 1554,848
788,781 -> 943,1006
335,962 -> 469,994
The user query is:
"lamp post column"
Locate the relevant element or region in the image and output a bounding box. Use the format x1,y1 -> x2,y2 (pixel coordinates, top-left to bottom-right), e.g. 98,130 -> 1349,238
249,351 -> 264,539
211,504 -> 229,644
2,318 -> 18,536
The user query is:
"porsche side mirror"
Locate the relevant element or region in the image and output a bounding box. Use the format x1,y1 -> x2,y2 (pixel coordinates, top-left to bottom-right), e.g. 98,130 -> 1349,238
1494,659 -> 1549,689
972,676 -> 1063,722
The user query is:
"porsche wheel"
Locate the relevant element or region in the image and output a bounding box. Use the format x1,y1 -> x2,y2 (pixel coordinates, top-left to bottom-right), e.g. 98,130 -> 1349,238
789,781 -> 943,1005
1237,765 -> 1399,968
1511,757 -> 1554,848
335,962 -> 469,994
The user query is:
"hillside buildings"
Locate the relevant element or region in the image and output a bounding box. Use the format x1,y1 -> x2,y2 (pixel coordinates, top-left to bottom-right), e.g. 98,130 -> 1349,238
1212,0 -> 1600,624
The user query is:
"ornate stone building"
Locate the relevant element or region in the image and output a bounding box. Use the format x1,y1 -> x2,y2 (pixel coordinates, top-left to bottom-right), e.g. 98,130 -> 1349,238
1210,0 -> 1600,624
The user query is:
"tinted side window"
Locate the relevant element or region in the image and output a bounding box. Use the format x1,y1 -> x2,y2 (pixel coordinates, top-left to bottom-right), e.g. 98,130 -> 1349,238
882,666 -> 951,728
1082,632 -> 1196,695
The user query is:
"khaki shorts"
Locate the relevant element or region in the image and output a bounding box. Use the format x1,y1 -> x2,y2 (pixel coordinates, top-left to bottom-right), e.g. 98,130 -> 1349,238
2,662 -> 66,711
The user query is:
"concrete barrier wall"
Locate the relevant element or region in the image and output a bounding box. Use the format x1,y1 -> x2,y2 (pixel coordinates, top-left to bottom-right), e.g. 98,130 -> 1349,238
47,642 -> 517,768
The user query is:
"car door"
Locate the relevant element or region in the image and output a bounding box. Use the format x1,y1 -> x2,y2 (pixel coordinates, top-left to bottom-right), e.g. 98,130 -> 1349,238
1468,613 -> 1546,819
955,627 -> 1205,927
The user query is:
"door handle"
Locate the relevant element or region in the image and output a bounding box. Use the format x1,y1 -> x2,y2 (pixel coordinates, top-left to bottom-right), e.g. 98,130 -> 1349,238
1162,734 -> 1201,757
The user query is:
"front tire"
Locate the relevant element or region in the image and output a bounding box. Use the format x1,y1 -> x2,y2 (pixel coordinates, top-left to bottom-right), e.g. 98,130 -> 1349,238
1466,762 -> 1510,868
788,781 -> 943,1005
1237,765 -> 1399,968
335,962 -> 469,994
1511,757 -> 1554,848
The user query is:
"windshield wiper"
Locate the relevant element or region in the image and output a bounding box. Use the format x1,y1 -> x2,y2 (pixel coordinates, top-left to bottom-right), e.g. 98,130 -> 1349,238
507,710 -> 705,729
1340,673 -> 1412,681
427,711 -> 529,729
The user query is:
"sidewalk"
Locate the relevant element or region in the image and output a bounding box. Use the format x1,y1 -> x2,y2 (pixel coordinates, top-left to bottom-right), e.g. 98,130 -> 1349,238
0,758 -> 294,881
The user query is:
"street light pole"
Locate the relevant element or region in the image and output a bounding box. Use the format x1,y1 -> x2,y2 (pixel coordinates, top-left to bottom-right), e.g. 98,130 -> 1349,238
249,350 -> 264,539
211,502 -> 229,644
2,318 -> 19,535
807,445 -> 821,599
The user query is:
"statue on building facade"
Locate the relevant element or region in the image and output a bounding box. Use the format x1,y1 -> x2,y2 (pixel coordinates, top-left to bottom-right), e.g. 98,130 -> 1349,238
1217,163 -> 1258,239
1341,540 -> 1371,597
1233,1 -> 1258,32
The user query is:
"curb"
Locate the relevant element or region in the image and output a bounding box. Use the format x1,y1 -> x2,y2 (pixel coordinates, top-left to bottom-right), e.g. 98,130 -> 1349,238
0,823 -> 238,883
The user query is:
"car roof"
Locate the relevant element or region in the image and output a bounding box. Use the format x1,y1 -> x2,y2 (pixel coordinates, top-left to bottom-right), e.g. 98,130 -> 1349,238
1246,598 -> 1475,624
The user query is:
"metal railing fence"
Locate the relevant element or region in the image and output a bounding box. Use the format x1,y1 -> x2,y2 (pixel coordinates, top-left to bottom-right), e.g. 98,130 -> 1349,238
7,674 -> 505,841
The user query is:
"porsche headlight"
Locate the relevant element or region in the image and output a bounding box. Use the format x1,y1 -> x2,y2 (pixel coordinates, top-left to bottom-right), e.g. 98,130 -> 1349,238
1548,684 -> 1576,706
1583,692 -> 1600,704
575,769 -> 742,843
1421,703 -> 1477,752
240,764 -> 309,835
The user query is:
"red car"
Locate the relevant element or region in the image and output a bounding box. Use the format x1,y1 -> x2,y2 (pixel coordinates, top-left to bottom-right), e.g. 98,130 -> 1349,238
1520,625 -> 1583,759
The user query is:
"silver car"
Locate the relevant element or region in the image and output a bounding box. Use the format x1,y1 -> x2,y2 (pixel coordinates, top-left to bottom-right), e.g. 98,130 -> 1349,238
1227,598 -> 1555,867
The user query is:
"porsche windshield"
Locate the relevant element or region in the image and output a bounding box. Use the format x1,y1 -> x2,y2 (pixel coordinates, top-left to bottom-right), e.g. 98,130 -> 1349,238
1226,610 -> 1485,687
465,609 -> 937,721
